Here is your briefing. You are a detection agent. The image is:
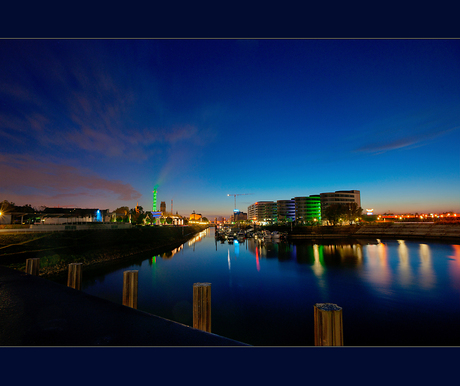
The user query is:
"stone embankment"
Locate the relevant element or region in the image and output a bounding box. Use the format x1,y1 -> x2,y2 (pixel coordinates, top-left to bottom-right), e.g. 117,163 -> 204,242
290,223 -> 460,242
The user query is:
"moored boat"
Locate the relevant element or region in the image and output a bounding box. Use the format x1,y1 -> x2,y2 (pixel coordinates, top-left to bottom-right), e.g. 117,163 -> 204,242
271,231 -> 281,240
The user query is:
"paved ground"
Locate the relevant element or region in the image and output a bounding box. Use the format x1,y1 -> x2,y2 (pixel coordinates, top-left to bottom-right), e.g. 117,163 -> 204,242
0,266 -> 248,346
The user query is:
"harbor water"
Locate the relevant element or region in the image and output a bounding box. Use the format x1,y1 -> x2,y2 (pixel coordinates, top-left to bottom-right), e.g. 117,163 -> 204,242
74,227 -> 460,346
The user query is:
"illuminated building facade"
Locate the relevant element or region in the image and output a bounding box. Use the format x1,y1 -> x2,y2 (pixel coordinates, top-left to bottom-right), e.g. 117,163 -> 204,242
277,199 -> 295,222
190,212 -> 202,221
231,210 -> 247,222
152,187 -> 158,211
248,201 -> 277,224
294,195 -> 321,224
248,190 -> 361,225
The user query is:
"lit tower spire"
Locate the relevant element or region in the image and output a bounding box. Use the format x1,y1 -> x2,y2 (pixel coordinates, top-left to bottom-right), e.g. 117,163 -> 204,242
153,186 -> 158,212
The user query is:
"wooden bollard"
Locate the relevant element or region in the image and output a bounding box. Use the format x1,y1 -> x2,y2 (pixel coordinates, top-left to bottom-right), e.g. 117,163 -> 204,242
67,263 -> 82,290
193,282 -> 211,332
25,258 -> 40,276
314,303 -> 343,346
122,270 -> 138,309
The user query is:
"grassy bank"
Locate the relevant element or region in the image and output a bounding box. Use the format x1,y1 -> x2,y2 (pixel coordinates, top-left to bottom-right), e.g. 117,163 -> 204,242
0,225 -> 208,276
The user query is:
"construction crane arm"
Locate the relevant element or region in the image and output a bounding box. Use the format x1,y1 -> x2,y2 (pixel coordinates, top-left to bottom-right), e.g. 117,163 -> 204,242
227,193 -> 253,210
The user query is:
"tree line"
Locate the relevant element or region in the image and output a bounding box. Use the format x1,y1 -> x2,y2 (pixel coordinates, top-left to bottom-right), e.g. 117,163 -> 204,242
322,202 -> 363,225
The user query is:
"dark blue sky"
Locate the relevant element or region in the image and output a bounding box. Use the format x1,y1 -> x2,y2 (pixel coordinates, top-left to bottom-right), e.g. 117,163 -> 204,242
0,39 -> 459,218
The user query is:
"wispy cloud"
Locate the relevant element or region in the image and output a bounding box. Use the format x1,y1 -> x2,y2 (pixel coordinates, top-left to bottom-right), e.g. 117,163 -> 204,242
354,107 -> 460,155
354,127 -> 459,154
0,41 -> 207,161
0,154 -> 141,202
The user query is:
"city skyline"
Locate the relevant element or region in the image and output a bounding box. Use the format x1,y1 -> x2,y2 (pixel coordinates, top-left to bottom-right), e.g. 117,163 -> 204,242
0,39 -> 459,219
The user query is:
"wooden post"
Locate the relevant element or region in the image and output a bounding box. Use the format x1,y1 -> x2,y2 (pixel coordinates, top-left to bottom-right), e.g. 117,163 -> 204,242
122,270 -> 138,309
25,258 -> 40,276
314,303 -> 343,346
67,263 -> 82,290
193,282 -> 211,332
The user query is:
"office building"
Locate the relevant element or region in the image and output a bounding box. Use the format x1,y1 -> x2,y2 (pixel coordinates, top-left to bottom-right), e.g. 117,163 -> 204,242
248,201 -> 277,224
248,190 -> 361,225
231,210 -> 247,222
277,199 -> 295,222
320,190 -> 361,218
294,195 -> 321,224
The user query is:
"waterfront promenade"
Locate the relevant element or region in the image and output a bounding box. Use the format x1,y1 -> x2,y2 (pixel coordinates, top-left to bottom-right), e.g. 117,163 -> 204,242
0,265 -> 248,346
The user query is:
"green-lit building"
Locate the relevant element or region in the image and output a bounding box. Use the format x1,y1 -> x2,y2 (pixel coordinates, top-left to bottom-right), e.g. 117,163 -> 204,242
294,195 -> 321,224
248,190 -> 360,225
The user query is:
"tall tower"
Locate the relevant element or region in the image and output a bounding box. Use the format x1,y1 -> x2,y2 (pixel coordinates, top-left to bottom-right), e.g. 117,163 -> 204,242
152,188 -> 157,212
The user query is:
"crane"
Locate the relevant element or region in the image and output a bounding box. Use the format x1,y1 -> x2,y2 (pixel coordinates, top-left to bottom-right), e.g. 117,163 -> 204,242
227,193 -> 253,210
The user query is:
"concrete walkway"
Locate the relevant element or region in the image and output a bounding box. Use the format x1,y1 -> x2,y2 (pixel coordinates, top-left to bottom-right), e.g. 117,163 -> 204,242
0,266 -> 248,346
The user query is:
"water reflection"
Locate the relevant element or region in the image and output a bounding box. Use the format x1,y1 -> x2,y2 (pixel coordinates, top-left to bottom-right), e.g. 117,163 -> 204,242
397,240 -> 413,287
234,239 -> 240,257
77,227 -> 460,346
361,240 -> 444,295
419,244 -> 435,289
146,231 -> 452,298
364,241 -> 392,296
312,244 -> 327,296
157,244 -> 184,260
188,230 -> 207,247
448,245 -> 460,294
250,240 -> 280,259
255,244 -> 260,272
322,244 -> 363,266
247,239 -> 363,268
149,254 -> 159,286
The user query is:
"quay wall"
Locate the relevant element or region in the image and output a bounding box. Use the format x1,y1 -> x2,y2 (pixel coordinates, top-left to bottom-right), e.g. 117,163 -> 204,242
289,223 -> 460,242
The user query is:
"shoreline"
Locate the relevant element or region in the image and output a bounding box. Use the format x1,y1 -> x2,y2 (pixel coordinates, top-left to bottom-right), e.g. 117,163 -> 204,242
287,223 -> 460,242
0,225 -> 208,277
1,223 -> 458,278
